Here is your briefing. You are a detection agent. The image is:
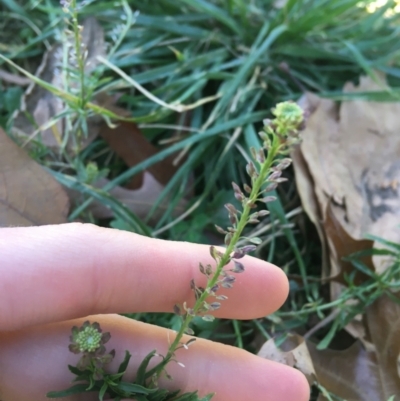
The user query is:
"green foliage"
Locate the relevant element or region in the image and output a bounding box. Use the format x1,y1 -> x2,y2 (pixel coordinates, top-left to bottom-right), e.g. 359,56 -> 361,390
48,348 -> 213,401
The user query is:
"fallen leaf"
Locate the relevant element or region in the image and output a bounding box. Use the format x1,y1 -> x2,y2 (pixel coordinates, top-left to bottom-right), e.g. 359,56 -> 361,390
258,334 -> 316,385
365,294 -> 400,392
258,295 -> 400,401
294,76 -> 400,277
323,202 -> 374,286
0,128 -> 69,226
98,121 -> 182,190
292,145 -> 329,278
84,174 -> 188,222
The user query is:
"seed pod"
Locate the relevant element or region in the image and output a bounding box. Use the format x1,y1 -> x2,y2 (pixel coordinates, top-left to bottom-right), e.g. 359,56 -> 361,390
229,213 -> 238,225
232,182 -> 245,201
199,263 -> 206,275
250,147 -> 258,160
268,170 -> 282,181
224,232 -> 233,246
257,148 -> 266,164
274,177 -> 288,183
262,196 -> 277,203
224,203 -> 238,215
277,158 -> 292,169
205,264 -> 213,275
257,210 -> 270,217
264,183 -> 278,192
210,246 -> 220,261
209,302 -> 221,310
240,245 -> 257,253
232,249 -> 245,259
243,184 -> 252,193
185,327 -> 195,335
232,261 -> 245,273
246,161 -> 257,178
210,284 -> 219,294
215,225 -> 227,234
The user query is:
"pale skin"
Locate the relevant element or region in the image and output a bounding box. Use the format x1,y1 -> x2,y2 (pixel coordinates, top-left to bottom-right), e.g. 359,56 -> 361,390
0,223 -> 310,401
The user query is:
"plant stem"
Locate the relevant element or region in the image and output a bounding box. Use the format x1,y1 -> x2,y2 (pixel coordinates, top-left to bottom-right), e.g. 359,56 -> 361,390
147,135 -> 282,379
70,0 -> 86,109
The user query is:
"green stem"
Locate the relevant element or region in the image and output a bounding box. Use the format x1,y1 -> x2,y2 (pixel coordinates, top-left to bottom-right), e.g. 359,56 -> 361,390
71,0 -> 86,109
147,136 -> 282,379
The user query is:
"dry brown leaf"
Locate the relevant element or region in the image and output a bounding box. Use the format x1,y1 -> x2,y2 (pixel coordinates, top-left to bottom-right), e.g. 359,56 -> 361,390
295,78 -> 400,275
292,145 -> 329,277
98,121 -> 182,190
258,295 -> 400,401
258,334 -> 316,386
83,174 -> 187,221
323,202 -> 374,286
365,294 -> 400,391
0,128 -> 69,226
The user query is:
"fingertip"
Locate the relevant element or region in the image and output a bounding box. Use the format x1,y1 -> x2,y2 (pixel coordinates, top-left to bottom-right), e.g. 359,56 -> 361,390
290,368 -> 311,401
250,357 -> 310,401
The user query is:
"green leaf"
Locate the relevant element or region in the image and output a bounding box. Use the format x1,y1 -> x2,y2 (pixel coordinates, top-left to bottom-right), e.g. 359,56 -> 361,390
68,364 -> 84,376
99,381 -> 108,401
46,384 -> 93,398
116,382 -> 158,394
117,351 -> 132,374
137,349 -> 157,384
199,394 -> 214,401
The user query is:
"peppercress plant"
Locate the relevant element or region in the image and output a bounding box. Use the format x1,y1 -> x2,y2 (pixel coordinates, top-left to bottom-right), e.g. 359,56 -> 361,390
47,101 -> 305,401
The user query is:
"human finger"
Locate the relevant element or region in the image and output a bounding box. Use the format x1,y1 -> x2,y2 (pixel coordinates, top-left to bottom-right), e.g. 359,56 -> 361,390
0,223 -> 289,331
0,315 -> 309,401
